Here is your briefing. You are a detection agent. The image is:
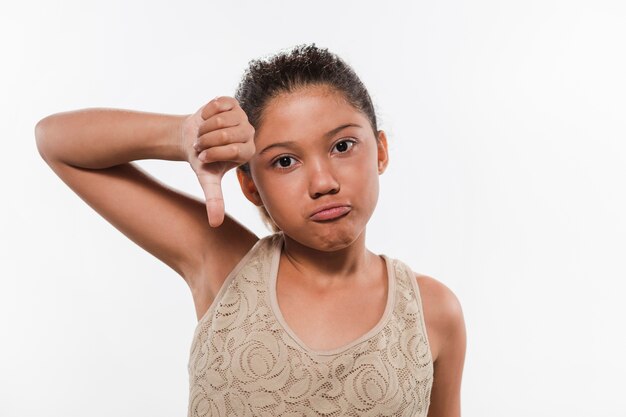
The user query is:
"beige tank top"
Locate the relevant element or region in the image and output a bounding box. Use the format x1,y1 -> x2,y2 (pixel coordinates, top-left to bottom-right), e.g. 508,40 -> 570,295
187,232 -> 433,416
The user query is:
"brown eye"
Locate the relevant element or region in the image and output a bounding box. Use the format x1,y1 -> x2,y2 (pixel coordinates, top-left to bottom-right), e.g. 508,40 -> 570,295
271,155 -> 297,170
333,139 -> 356,153
278,156 -> 291,168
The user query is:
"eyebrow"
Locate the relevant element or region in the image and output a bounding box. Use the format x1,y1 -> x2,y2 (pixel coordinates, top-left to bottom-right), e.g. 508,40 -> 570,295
259,123 -> 363,155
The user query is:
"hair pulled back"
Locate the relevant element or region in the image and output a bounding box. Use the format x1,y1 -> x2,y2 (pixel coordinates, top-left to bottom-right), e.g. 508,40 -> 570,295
233,43 -> 380,233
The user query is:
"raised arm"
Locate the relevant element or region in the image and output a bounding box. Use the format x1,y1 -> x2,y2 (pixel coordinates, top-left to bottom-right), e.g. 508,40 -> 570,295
35,108 -> 187,168
35,99 -> 258,318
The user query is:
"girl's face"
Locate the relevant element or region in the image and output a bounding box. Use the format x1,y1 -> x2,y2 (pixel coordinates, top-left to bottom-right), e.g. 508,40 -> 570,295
239,85 -> 389,251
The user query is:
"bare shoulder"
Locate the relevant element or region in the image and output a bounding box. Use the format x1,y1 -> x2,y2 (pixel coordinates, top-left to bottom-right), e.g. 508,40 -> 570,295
413,273 -> 466,415
414,272 -> 465,362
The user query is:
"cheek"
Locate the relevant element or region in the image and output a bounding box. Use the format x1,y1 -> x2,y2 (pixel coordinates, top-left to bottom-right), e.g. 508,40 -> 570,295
256,173 -> 302,213
357,165 -> 379,194
349,154 -> 380,203
338,150 -> 379,181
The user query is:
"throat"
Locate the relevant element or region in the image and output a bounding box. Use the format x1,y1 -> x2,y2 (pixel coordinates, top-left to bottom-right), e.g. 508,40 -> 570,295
279,247 -> 381,290
272,253 -> 391,352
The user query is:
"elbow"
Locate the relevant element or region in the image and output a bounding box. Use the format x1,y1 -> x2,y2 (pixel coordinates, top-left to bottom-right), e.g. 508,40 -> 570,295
35,114 -> 58,161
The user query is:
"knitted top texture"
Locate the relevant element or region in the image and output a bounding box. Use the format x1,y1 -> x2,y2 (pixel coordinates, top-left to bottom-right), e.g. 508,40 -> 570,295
187,232 -> 433,416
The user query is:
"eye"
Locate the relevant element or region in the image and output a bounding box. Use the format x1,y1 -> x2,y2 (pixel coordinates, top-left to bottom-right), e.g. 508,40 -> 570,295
333,138 -> 357,153
271,155 -> 298,171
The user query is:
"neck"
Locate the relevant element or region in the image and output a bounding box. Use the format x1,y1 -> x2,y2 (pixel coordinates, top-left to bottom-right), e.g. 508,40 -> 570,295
278,229 -> 377,288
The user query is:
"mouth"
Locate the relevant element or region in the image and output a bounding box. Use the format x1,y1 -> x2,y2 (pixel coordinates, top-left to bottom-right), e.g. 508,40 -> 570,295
310,206 -> 351,221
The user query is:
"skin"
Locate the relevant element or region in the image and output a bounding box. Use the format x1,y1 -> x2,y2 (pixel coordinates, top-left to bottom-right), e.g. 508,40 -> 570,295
35,84 -> 465,416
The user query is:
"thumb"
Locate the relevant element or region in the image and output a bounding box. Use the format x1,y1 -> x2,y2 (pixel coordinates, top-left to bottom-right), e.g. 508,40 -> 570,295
197,172 -> 225,227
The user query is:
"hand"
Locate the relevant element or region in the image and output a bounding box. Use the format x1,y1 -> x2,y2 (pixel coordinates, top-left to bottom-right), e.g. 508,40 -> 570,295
181,96 -> 256,227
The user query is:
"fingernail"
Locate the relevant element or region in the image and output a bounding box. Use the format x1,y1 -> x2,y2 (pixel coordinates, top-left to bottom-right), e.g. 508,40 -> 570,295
198,151 -> 207,161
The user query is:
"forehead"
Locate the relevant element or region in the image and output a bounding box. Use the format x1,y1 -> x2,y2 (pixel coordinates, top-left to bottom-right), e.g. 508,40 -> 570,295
255,86 -> 370,140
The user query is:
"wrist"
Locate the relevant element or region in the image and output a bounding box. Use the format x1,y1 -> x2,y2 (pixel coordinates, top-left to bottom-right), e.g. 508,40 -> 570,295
175,114 -> 191,162
157,114 -> 190,162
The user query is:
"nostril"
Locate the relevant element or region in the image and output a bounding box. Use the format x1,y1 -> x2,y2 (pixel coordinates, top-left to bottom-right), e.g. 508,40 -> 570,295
312,187 -> 340,199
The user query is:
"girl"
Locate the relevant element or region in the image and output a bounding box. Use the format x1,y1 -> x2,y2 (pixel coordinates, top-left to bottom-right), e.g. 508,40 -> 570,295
36,43 -> 465,416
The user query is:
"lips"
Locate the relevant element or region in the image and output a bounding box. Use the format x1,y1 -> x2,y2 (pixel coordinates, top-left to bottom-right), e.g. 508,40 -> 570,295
309,204 -> 351,221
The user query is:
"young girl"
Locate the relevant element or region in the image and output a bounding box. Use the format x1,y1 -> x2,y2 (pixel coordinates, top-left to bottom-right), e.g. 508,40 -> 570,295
36,44 -> 465,416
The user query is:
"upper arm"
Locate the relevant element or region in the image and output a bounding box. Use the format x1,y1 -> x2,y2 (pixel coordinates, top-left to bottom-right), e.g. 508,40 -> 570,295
39,157 -> 258,293
416,274 -> 466,417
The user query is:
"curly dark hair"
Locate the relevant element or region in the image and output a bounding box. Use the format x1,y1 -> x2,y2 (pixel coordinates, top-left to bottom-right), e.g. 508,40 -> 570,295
234,43 -> 380,233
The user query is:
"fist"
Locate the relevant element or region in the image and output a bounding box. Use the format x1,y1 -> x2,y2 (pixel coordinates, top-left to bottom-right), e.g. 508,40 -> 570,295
182,96 -> 256,227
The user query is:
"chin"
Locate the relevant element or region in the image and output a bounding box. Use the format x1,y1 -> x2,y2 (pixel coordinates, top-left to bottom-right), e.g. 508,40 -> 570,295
319,237 -> 356,252
289,223 -> 364,252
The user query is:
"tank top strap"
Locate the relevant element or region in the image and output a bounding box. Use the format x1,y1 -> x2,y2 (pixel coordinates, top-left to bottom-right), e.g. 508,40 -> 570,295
388,256 -> 434,370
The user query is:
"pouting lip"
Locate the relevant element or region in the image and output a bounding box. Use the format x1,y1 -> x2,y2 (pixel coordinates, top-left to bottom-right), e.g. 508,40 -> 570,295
309,203 -> 351,218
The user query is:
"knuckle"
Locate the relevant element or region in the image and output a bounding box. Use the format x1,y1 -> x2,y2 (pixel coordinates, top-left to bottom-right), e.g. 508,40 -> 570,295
231,144 -> 240,159
220,130 -> 229,142
214,116 -> 223,129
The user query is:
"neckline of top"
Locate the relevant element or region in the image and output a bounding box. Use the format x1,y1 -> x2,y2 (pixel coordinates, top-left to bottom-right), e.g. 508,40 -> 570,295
267,232 -> 396,357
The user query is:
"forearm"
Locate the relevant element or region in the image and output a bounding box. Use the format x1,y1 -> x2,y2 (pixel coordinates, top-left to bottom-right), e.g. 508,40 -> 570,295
35,108 -> 188,168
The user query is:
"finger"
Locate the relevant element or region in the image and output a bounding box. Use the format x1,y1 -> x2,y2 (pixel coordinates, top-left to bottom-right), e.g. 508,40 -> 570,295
197,109 -> 241,138
200,96 -> 238,121
197,174 -> 225,227
198,142 -> 255,165
195,124 -> 252,153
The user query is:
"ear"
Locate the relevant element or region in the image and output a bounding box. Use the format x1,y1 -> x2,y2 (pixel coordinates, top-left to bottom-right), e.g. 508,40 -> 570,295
376,130 -> 389,174
236,168 -> 264,206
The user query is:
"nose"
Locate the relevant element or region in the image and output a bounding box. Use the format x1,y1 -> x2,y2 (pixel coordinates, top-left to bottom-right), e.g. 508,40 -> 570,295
308,159 -> 340,198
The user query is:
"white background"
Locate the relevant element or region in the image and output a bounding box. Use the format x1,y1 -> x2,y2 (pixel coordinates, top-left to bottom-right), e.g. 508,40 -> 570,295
2,1 -> 625,416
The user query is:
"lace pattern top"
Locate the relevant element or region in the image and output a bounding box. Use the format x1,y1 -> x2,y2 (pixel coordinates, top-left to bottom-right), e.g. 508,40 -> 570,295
187,232 -> 433,416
